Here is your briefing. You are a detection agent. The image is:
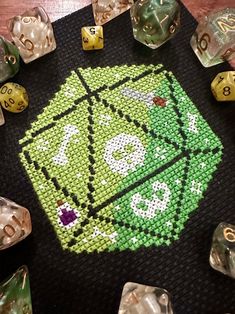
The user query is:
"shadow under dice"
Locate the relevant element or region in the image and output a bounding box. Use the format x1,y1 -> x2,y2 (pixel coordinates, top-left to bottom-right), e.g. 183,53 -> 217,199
190,8 -> 235,67
210,222 -> 235,278
0,36 -> 20,83
8,6 -> 56,63
130,0 -> 180,49
118,282 -> 174,314
0,197 -> 32,250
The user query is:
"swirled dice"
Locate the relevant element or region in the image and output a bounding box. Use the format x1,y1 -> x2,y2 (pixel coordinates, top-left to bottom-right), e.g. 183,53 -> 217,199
118,282 -> 174,314
211,71 -> 235,101
0,36 -> 20,83
130,0 -> 181,49
210,222 -> 235,278
7,6 -> 56,63
0,197 -> 32,250
0,82 -> 29,113
190,8 -> 235,67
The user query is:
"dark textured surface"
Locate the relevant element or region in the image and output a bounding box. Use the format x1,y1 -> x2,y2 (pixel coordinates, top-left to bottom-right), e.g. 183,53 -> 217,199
0,4 -> 235,314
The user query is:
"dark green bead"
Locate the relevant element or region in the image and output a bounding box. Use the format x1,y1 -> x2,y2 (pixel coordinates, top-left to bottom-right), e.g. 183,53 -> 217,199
0,36 -> 20,83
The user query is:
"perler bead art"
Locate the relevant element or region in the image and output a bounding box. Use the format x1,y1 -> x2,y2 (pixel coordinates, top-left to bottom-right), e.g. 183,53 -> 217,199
19,64 -> 223,253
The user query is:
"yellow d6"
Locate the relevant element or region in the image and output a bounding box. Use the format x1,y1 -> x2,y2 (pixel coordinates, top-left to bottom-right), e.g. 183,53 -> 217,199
81,26 -> 104,50
0,82 -> 29,113
211,71 -> 235,101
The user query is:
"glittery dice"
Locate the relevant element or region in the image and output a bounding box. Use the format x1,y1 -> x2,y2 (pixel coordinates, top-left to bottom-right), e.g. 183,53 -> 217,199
81,26 -> 104,50
92,0 -> 134,25
0,82 -> 29,113
211,71 -> 235,101
0,106 -> 5,126
190,8 -> 235,67
7,6 -> 56,63
0,197 -> 32,250
130,0 -> 181,49
0,266 -> 33,313
210,222 -> 235,278
118,282 -> 174,314
0,36 -> 20,83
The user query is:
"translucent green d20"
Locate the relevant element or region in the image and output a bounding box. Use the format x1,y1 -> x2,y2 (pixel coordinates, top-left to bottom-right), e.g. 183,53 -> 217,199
0,266 -> 33,314
19,64 -> 223,254
0,36 -> 20,83
130,0 -> 181,49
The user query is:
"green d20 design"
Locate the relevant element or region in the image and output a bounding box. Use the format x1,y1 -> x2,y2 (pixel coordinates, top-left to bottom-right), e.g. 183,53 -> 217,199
19,64 -> 223,254
0,266 -> 32,313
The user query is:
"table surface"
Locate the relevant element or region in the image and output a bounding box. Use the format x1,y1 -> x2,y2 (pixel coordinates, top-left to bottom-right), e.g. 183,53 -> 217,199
0,0 -> 234,65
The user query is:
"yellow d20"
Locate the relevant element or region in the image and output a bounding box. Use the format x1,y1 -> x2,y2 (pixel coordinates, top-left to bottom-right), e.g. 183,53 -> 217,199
0,82 -> 29,113
211,71 -> 235,101
81,26 -> 104,50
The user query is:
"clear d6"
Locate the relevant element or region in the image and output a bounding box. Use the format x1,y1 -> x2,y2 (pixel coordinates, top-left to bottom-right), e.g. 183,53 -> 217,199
210,222 -> 235,278
190,8 -> 235,67
7,6 -> 56,63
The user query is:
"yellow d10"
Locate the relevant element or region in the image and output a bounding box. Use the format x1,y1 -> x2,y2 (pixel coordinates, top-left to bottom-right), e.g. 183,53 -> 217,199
81,26 -> 104,50
0,82 -> 29,113
211,71 -> 235,101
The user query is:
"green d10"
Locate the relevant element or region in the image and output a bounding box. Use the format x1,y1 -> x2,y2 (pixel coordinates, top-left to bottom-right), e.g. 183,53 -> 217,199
130,0 -> 180,49
210,222 -> 235,278
0,36 -> 20,83
190,8 -> 235,67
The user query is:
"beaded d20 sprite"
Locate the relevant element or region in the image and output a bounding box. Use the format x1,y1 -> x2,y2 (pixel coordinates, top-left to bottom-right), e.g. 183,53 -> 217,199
19,64 -> 223,254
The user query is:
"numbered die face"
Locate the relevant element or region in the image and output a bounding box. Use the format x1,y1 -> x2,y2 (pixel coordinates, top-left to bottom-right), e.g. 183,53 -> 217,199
81,26 -> 104,50
92,0 -> 134,25
7,6 -> 56,63
0,83 -> 29,113
130,0 -> 181,49
210,222 -> 235,278
211,71 -> 235,101
190,8 -> 235,67
0,197 -> 32,250
0,36 -> 20,83
118,282 -> 174,314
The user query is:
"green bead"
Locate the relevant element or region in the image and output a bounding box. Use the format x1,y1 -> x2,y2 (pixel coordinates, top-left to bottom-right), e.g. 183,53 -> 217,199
0,36 -> 20,83
0,266 -> 33,314
130,0 -> 181,49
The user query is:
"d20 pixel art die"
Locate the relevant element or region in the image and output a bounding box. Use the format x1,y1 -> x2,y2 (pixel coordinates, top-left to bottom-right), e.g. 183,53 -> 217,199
19,64 -> 223,254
